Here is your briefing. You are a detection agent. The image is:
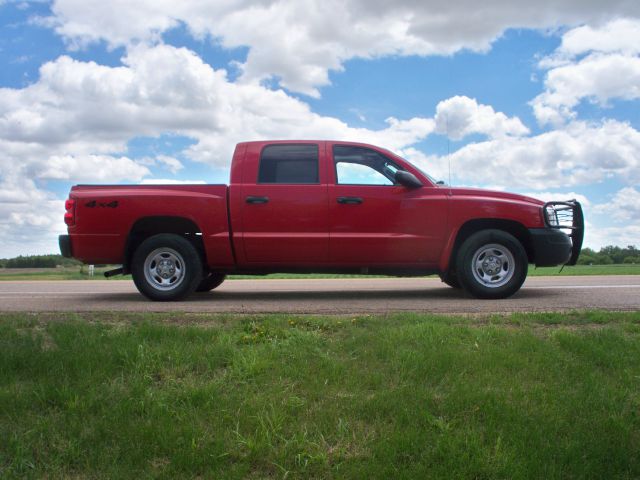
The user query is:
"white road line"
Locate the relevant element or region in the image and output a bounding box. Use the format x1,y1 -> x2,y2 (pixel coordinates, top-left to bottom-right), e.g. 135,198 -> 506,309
1,284 -> 639,296
0,295 -> 89,298
0,292 -> 105,296
525,285 -> 640,290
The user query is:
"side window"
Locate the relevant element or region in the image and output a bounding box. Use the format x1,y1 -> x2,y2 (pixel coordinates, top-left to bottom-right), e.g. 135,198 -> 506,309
336,163 -> 392,185
333,146 -> 400,185
258,144 -> 319,184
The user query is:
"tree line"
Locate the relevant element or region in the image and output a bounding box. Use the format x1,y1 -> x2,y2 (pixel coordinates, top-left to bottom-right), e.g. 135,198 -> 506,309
0,254 -> 81,268
577,245 -> 640,265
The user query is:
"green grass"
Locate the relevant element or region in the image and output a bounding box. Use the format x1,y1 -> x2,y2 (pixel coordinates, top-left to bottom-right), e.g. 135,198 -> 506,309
0,267 -> 115,281
1,311 -> 639,478
0,271 -> 93,281
1,263 -> 639,281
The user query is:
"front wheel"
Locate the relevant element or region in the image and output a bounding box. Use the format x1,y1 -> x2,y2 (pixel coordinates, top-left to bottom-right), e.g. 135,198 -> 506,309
456,230 -> 528,299
131,234 -> 203,301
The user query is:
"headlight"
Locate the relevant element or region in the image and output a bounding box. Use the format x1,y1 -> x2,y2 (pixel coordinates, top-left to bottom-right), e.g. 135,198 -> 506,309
545,205 -> 559,226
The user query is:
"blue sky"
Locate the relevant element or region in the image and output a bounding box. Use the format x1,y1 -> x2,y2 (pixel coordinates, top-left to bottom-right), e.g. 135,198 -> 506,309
1,0 -> 639,257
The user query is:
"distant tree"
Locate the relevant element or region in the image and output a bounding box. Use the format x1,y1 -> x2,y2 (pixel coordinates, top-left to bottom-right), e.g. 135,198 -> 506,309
572,245 -> 638,265
7,255 -> 56,268
621,245 -> 639,260
599,245 -> 624,263
577,254 -> 597,265
599,255 -> 614,265
4,254 -> 81,268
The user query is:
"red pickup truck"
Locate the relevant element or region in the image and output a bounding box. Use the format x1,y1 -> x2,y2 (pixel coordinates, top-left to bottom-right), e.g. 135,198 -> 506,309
59,140 -> 583,301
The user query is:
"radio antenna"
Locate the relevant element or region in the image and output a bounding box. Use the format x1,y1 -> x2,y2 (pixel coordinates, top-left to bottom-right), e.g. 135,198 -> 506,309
446,112 -> 452,194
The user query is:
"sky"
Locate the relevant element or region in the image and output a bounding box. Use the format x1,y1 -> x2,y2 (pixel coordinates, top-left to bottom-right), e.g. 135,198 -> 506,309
0,0 -> 639,258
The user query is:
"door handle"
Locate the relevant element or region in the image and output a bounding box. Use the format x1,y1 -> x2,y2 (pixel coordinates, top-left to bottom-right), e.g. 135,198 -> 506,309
337,196 -> 363,205
246,196 -> 269,204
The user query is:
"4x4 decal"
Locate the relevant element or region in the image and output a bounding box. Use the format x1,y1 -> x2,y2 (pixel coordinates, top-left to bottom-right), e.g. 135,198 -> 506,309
85,200 -> 119,208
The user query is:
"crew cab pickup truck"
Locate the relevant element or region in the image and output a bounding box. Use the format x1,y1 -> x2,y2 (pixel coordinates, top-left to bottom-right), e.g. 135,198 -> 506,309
59,140 -> 583,301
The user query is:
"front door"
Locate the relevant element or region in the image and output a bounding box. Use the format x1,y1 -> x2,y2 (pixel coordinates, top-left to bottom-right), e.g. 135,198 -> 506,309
328,145 -> 447,266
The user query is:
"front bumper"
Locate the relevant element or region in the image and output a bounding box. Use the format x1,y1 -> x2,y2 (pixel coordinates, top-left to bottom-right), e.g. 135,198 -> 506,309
59,235 -> 72,258
529,228 -> 572,266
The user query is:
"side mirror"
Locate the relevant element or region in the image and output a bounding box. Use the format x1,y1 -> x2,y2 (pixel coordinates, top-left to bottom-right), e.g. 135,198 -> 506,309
395,170 -> 423,188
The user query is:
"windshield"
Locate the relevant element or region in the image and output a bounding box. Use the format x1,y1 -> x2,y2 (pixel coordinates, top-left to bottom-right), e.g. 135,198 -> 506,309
412,164 -> 441,185
381,148 -> 444,185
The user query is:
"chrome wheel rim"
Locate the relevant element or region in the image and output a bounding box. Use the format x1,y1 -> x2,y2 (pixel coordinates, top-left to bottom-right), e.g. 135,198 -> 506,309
143,248 -> 185,291
471,243 -> 515,288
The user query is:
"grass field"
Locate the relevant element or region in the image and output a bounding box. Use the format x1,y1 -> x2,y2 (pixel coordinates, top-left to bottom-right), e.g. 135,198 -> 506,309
0,263 -> 639,281
1,311 -> 639,478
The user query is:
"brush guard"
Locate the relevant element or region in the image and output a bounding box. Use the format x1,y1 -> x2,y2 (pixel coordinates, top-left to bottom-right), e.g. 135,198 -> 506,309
542,200 -> 584,265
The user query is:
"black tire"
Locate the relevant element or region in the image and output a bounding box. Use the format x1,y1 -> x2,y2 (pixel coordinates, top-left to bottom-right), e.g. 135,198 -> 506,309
196,273 -> 226,292
131,234 -> 203,301
440,270 -> 461,289
455,229 -> 528,299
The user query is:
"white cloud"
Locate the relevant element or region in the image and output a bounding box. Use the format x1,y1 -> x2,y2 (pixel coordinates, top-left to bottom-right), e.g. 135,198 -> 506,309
155,155 -> 183,174
532,54 -> 640,125
0,178 -> 65,258
533,19 -> 640,126
0,44 -> 434,171
400,148 -> 450,183
434,96 -> 529,140
584,224 -> 640,250
552,18 -> 640,59
44,0 -> 640,95
432,120 -> 640,190
138,155 -> 184,174
593,187 -> 640,222
140,179 -> 206,185
38,155 -> 150,182
519,191 -> 591,207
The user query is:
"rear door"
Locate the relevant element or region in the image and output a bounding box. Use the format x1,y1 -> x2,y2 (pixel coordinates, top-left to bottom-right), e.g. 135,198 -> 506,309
239,142 -> 329,265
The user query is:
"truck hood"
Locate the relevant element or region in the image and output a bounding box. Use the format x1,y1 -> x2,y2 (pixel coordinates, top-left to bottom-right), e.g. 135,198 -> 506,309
446,187 -> 544,206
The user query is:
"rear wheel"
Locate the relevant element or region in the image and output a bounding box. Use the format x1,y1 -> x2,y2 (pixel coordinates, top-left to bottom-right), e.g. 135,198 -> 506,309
196,273 -> 226,292
131,234 -> 202,301
440,270 -> 461,289
456,229 -> 527,299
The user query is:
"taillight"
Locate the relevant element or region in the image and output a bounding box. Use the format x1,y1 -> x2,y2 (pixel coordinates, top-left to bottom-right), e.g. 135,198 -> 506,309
64,198 -> 75,226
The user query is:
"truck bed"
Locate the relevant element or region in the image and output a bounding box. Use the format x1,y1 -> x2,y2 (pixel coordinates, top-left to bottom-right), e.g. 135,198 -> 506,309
67,184 -> 233,266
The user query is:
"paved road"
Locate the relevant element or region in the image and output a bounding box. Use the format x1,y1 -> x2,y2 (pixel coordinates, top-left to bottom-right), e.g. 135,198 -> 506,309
0,276 -> 638,314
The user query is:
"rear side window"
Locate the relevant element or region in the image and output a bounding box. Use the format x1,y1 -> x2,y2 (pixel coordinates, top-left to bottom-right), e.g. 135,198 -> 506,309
258,144 -> 319,184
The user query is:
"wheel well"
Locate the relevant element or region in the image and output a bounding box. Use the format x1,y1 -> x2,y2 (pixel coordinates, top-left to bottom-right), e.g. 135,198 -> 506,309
449,219 -> 533,272
124,216 -> 206,272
